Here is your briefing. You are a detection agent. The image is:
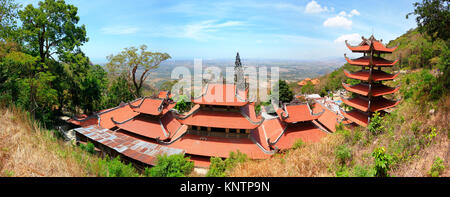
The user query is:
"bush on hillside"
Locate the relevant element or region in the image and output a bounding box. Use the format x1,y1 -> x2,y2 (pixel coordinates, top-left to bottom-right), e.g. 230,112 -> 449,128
428,156 -> 445,177
372,147 -> 393,177
146,154 -> 194,177
207,150 -> 248,177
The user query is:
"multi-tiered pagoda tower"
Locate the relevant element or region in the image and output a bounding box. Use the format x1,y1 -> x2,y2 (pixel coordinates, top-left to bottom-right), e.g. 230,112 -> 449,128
340,35 -> 401,127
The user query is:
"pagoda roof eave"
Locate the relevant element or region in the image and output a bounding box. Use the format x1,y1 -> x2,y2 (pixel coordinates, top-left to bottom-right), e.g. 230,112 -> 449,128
344,54 -> 399,67
341,110 -> 369,127
342,83 -> 401,97
341,96 -> 401,112
345,40 -> 398,53
343,69 -> 400,81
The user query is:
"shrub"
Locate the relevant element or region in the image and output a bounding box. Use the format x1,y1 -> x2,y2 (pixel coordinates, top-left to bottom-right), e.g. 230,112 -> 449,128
292,138 -> 305,149
428,157 -> 445,177
335,144 -> 352,165
148,154 -> 194,177
352,165 -> 375,177
79,142 -> 95,154
97,156 -> 139,177
372,147 -> 393,177
368,112 -> 384,135
174,95 -> 192,113
207,157 -> 227,177
207,150 -> 248,177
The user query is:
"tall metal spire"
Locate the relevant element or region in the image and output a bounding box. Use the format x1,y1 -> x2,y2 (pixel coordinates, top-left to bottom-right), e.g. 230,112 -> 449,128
235,52 -> 242,68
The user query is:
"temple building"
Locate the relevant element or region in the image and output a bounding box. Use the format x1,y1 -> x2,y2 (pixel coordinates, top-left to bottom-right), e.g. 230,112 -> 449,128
70,82 -> 331,168
340,35 -> 401,127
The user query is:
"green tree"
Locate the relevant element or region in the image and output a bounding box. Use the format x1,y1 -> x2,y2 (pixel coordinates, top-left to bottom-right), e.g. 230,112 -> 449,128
106,45 -> 171,98
147,154 -> 194,177
407,0 -> 450,41
277,80 -> 294,104
18,0 -> 88,63
0,0 -> 21,39
101,74 -> 135,109
301,81 -> 315,94
16,0 -> 88,120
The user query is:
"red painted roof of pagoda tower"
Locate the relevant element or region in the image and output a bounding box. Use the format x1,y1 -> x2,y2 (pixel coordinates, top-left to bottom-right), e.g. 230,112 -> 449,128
341,96 -> 400,112
342,83 -> 400,97
344,55 -> 398,67
343,69 -> 400,81
341,110 -> 369,127
346,40 -> 398,53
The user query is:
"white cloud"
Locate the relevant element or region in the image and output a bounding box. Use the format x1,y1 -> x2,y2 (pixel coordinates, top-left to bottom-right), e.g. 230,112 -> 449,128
323,16 -> 353,29
334,33 -> 361,44
338,9 -> 360,17
305,0 -> 331,14
101,26 -> 139,35
349,9 -> 360,17
182,20 -> 245,41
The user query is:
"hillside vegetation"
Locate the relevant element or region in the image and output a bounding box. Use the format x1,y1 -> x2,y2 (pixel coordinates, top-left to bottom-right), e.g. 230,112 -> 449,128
228,29 -> 449,177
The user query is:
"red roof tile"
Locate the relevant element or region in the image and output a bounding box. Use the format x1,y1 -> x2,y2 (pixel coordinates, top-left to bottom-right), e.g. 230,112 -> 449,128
344,69 -> 400,81
341,96 -> 400,112
315,104 -> 341,132
341,110 -> 369,127
274,122 -> 327,150
67,115 -> 98,127
98,104 -> 140,129
131,98 -> 164,116
167,134 -> 270,159
346,40 -> 398,53
117,115 -> 170,140
345,55 -> 398,67
279,104 -> 320,123
193,83 -> 249,106
158,91 -> 169,99
74,126 -> 184,166
342,83 -> 400,97
251,118 -> 286,151
179,110 -> 259,129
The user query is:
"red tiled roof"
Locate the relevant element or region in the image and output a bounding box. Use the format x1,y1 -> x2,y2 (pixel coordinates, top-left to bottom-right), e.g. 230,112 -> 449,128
280,104 -> 320,123
344,69 -> 400,81
342,83 -> 400,97
315,104 -> 340,132
158,91 -> 169,99
131,98 -> 164,116
167,134 -> 270,159
341,96 -> 400,112
178,110 -> 259,129
188,155 -> 211,168
274,122 -> 327,150
251,118 -> 286,151
74,126 -> 185,166
345,55 -> 398,67
346,40 -> 398,53
193,83 -> 248,106
341,110 -> 369,127
98,104 -> 140,129
67,115 -> 98,127
117,115 -> 170,140
298,78 -> 320,86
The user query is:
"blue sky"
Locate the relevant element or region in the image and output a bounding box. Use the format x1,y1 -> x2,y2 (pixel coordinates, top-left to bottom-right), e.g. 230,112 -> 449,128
17,0 -> 418,64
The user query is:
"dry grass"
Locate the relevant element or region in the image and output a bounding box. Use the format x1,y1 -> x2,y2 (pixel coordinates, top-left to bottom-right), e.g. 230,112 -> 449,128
229,135 -> 344,177
229,93 -> 449,177
0,106 -> 98,177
